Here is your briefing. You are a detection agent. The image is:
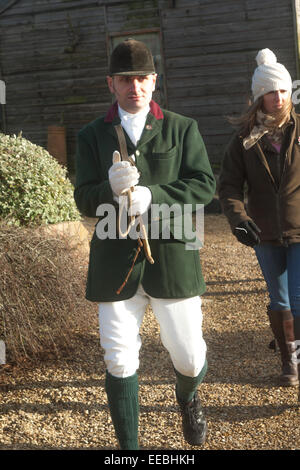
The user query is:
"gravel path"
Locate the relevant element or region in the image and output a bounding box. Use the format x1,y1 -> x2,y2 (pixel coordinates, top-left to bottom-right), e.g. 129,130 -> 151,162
0,214 -> 299,450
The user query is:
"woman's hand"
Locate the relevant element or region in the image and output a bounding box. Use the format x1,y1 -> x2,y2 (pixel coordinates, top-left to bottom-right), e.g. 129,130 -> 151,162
234,220 -> 261,247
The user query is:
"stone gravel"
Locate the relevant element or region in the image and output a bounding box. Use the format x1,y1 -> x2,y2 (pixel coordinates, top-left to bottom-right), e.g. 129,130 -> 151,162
0,214 -> 299,450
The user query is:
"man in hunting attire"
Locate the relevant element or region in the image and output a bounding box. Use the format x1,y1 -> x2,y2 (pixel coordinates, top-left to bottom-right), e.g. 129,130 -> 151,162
74,39 -> 216,450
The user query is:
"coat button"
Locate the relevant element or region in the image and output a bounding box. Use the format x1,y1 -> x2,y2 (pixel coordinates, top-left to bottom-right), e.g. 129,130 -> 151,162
136,150 -> 140,157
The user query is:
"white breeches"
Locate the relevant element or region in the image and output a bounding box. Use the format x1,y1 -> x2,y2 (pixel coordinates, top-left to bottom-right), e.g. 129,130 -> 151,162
98,285 -> 207,378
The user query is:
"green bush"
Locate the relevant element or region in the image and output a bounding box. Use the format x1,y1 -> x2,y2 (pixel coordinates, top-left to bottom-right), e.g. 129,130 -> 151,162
0,132 -> 80,226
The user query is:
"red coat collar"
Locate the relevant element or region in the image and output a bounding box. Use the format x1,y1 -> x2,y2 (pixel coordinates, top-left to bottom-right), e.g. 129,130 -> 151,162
104,100 -> 164,122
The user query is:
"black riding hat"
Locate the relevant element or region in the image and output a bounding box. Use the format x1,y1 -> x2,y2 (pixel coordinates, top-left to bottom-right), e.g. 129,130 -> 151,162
109,38 -> 156,76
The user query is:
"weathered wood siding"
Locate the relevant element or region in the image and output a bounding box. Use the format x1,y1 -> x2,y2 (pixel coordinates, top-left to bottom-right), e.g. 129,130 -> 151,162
0,0 -> 109,171
0,0 -> 299,171
0,0 -> 161,171
161,0 -> 299,167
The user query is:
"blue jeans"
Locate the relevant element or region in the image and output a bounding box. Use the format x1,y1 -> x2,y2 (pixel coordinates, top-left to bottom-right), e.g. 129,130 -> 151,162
254,243 -> 300,317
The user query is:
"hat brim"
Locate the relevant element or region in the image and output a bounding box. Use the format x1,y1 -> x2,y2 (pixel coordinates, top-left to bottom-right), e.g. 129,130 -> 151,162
110,71 -> 156,76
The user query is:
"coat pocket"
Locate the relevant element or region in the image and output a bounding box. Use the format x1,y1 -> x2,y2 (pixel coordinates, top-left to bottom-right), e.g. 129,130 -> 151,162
152,146 -> 177,160
148,147 -> 179,183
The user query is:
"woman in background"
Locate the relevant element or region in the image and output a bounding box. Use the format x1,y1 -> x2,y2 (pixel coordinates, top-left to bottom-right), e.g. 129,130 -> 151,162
218,49 -> 299,391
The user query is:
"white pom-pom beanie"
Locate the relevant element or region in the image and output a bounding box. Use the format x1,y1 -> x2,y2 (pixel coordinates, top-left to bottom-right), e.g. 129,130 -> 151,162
251,48 -> 292,101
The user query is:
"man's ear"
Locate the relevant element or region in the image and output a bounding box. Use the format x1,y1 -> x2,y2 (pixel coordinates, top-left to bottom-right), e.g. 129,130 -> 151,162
152,74 -> 157,92
106,76 -> 114,93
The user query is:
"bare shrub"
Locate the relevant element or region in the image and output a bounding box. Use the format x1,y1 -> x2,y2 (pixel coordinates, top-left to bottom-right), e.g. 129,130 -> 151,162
0,222 -> 96,363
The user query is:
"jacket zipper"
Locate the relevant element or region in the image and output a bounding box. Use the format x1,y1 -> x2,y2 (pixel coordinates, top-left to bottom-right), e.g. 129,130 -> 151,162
256,142 -> 287,245
277,151 -> 289,246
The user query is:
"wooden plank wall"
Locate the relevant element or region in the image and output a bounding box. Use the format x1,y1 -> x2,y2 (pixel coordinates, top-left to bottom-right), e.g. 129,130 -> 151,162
0,0 -> 161,172
0,0 -> 298,172
0,0 -> 110,172
293,0 -> 300,78
161,0 -> 298,168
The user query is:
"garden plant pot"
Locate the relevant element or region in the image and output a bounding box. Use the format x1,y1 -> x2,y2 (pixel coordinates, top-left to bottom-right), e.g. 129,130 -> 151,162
47,125 -> 67,166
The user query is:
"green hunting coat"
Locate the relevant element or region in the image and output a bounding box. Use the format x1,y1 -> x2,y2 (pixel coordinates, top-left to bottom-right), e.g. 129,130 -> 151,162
74,101 -> 216,302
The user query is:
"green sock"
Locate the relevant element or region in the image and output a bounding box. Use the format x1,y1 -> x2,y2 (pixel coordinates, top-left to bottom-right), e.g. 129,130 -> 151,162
105,370 -> 139,450
175,359 -> 208,403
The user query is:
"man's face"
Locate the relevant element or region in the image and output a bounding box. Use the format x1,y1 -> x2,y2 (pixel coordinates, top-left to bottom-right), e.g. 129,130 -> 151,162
106,74 -> 157,113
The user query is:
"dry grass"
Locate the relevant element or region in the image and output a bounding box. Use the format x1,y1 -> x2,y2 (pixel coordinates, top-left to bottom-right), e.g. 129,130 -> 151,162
0,222 -> 96,362
0,215 -> 299,451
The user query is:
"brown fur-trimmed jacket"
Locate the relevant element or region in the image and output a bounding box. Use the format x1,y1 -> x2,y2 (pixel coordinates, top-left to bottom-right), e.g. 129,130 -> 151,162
218,109 -> 300,245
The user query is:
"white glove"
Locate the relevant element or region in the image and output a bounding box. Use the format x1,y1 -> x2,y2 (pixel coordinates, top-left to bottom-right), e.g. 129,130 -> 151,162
115,187 -> 152,215
128,186 -> 152,216
108,160 -> 139,196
